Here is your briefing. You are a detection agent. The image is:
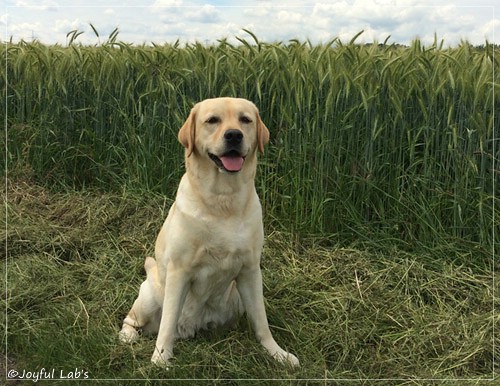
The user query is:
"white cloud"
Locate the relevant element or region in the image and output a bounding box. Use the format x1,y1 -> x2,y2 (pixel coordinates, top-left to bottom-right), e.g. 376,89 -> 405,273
0,13 -> 11,26
53,18 -> 91,38
481,18 -> 499,41
307,2 -> 498,45
151,0 -> 183,7
150,0 -> 184,14
185,4 -> 221,23
3,1 -> 498,46
277,10 -> 303,24
14,0 -> 58,12
243,5 -> 272,18
5,21 -> 42,41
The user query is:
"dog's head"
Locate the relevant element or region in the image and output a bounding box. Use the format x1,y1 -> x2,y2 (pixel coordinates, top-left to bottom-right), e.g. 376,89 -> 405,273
178,97 -> 269,173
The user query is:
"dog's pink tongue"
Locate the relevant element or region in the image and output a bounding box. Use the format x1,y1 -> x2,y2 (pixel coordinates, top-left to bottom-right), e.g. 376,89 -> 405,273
220,155 -> 244,172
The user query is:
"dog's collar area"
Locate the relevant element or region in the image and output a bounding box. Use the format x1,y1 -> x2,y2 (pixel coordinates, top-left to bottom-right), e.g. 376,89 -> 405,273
208,151 -> 245,173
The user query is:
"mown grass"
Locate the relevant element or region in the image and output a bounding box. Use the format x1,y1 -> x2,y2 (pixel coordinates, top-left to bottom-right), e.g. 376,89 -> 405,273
2,179 -> 496,384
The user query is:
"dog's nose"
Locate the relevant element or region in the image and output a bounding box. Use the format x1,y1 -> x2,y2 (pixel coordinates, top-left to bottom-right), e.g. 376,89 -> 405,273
224,129 -> 243,146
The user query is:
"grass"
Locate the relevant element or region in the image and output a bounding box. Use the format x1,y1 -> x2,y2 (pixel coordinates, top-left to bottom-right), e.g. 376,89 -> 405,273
2,36 -> 498,246
2,179 -> 496,383
2,32 -> 497,383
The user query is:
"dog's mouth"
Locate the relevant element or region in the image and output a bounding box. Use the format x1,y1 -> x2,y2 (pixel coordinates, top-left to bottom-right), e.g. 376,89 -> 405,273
208,150 -> 245,173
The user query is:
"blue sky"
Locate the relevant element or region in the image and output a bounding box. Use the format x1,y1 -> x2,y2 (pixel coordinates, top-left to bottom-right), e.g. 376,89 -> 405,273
2,0 -> 499,46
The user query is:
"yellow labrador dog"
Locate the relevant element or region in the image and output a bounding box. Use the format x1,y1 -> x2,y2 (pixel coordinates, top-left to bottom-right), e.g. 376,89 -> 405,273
119,97 -> 299,367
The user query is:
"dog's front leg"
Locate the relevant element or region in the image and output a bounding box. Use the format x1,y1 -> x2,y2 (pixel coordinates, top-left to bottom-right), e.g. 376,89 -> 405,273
151,266 -> 190,367
237,266 -> 300,367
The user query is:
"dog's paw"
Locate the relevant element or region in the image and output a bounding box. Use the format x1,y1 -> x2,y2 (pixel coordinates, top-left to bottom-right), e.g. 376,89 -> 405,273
284,352 -> 300,367
119,325 -> 139,343
273,350 -> 300,367
151,349 -> 172,369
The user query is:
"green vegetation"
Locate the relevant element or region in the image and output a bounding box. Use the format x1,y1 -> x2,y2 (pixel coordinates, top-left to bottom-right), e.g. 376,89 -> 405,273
2,32 -> 498,382
3,34 -> 497,246
3,182 -> 495,383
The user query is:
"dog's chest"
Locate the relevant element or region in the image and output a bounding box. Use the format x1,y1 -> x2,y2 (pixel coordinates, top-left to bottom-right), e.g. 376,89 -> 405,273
194,211 -> 259,256
189,245 -> 244,298
194,223 -> 250,271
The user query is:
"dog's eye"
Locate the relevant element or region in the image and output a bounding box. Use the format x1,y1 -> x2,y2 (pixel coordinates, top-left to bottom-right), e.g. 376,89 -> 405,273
239,116 -> 252,124
206,116 -> 220,124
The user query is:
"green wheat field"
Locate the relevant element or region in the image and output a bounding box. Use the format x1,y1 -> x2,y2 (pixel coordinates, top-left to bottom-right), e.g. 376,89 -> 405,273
2,31 -> 498,384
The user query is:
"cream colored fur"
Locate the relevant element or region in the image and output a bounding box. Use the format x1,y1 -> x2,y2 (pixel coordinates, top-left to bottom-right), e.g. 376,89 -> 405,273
119,97 -> 299,368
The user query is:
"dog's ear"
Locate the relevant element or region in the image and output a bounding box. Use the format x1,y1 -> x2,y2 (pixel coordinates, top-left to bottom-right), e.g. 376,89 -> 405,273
256,111 -> 270,154
178,104 -> 197,157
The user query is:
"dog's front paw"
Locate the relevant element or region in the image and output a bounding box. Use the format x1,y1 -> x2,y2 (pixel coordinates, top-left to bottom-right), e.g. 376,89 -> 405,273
151,348 -> 172,369
273,350 -> 300,367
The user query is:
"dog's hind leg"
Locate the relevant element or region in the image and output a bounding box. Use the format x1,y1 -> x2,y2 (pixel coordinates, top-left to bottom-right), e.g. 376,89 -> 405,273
119,257 -> 162,343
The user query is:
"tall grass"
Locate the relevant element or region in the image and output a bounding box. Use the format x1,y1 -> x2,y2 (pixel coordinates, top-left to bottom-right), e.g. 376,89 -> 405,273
2,33 -> 497,249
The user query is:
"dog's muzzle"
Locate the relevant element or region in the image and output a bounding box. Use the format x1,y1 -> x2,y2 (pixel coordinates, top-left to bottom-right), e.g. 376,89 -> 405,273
208,129 -> 245,173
